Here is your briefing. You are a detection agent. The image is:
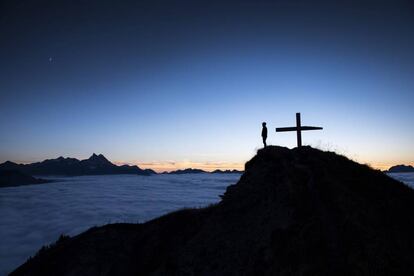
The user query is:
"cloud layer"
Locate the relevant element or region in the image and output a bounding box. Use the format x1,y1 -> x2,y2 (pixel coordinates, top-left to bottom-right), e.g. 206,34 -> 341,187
0,173 -> 241,275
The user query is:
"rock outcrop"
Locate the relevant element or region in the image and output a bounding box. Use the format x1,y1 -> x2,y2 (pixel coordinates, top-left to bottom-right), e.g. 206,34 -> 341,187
387,164 -> 414,173
164,169 -> 243,174
166,168 -> 207,174
11,146 -> 414,275
211,169 -> 243,174
0,170 -> 50,188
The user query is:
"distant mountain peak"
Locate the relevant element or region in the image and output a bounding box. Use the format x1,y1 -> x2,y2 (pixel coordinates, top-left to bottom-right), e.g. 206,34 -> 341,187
0,161 -> 20,170
88,153 -> 110,163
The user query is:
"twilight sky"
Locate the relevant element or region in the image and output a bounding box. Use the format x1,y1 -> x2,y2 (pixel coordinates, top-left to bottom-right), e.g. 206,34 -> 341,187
1,0 -> 413,171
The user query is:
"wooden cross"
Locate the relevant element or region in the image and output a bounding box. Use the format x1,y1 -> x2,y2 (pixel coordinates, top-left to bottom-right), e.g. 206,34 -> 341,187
276,113 -> 322,147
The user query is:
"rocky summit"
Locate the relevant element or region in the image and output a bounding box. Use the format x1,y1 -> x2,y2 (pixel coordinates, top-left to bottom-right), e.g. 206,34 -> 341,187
12,146 -> 414,275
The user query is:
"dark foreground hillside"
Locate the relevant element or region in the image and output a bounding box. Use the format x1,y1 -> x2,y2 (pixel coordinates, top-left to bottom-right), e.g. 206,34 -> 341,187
12,146 -> 414,275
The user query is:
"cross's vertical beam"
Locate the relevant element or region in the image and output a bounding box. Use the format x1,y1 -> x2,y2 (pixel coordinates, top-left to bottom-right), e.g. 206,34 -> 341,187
296,112 -> 302,147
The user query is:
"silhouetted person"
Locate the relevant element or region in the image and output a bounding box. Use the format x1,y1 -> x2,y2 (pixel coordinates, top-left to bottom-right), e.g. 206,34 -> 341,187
262,122 -> 268,147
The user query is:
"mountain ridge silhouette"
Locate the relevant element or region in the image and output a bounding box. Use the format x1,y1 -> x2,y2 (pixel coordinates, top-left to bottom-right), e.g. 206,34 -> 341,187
386,164 -> 414,173
0,154 -> 155,176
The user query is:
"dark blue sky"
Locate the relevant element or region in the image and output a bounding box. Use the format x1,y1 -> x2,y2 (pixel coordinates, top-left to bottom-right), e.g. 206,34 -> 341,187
1,0 -> 413,171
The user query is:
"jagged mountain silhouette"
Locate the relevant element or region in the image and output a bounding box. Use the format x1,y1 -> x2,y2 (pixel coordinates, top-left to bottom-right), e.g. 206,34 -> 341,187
0,154 -> 155,176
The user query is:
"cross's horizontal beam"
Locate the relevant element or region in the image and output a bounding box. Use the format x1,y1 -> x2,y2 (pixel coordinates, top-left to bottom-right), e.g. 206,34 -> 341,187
300,126 -> 323,131
276,126 -> 323,132
275,127 -> 297,132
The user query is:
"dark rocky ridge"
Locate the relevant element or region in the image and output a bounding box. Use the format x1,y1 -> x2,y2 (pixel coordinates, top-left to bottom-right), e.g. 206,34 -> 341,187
0,170 -> 51,188
386,164 -> 414,173
11,146 -> 414,275
166,168 -> 207,174
163,168 -> 243,174
0,153 -> 155,176
211,169 -> 243,174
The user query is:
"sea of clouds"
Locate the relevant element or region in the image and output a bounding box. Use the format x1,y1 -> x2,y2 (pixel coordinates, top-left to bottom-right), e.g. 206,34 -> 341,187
1,172 -> 413,275
388,172 -> 414,189
0,173 -> 240,275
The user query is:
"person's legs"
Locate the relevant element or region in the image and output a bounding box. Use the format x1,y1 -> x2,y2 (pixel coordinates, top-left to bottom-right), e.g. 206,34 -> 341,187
263,137 -> 267,147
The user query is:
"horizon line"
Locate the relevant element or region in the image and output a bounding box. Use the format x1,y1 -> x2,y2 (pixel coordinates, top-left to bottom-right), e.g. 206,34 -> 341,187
1,154 -> 412,173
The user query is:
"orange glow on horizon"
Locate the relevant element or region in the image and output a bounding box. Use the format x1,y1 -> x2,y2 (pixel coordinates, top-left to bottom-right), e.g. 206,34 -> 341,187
356,157 -> 414,172
114,161 -> 245,173
362,162 -> 414,171
114,157 -> 414,173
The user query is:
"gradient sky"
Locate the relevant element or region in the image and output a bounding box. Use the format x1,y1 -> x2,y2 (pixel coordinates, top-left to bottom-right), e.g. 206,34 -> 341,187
1,0 -> 413,171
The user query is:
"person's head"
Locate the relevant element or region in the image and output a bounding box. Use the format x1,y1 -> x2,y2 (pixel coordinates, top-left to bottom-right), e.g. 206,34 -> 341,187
262,122 -> 266,127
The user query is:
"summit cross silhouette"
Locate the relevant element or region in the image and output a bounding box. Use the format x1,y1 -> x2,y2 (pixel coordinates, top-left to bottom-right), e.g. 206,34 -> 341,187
276,113 -> 323,147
